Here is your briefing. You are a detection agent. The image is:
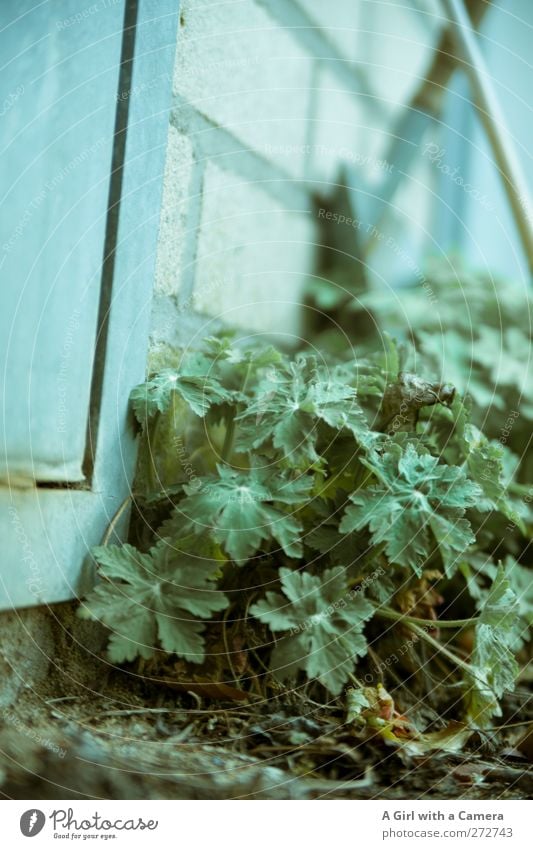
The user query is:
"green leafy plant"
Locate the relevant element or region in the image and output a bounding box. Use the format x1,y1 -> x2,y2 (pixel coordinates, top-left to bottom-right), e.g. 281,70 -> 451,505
340,442 -> 480,576
79,330 -> 532,732
80,537 -> 228,663
250,566 -> 374,695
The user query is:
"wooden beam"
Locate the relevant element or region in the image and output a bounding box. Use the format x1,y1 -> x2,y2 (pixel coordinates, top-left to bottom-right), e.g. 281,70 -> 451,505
441,0 -> 533,275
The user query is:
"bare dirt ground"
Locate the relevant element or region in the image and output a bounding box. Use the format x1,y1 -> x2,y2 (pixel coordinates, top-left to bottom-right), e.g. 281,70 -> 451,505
1,660 -> 531,800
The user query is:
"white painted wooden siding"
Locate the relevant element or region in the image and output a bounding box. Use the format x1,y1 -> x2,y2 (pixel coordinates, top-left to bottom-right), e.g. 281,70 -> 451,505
0,0 -> 125,483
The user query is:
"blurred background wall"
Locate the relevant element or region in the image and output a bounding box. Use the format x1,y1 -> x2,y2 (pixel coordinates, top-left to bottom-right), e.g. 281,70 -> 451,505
150,0 -> 445,347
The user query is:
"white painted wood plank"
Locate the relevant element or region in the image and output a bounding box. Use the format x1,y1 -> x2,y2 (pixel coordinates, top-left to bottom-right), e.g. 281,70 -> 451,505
1,0 -> 181,611
0,0 -> 125,483
0,488 -> 124,610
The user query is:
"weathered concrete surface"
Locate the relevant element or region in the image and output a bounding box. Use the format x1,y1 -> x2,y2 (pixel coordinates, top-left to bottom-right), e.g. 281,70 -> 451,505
0,604 -> 108,711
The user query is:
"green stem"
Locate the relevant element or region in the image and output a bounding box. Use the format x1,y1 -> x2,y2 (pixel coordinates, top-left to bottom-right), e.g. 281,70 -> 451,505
148,411 -> 163,492
221,411 -> 236,463
221,361 -> 253,464
375,608 -> 500,696
407,622 -> 473,676
376,608 -> 502,693
376,606 -> 477,630
374,606 -> 473,675
506,481 -> 528,496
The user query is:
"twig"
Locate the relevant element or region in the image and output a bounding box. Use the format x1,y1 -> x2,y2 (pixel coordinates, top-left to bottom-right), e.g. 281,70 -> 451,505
303,769 -> 374,791
45,696 -> 79,705
80,706 -> 256,722
484,719 -> 533,732
101,496 -> 132,547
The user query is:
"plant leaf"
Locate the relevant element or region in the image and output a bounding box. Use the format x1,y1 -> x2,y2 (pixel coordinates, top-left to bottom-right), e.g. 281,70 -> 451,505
130,369 -> 234,422
166,464 -> 313,564
250,566 -> 374,695
465,566 -> 521,727
341,443 -> 480,576
79,539 -> 229,664
235,355 -> 369,464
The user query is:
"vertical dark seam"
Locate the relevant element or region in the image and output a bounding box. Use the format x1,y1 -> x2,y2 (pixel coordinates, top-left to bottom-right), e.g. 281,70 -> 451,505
83,0 -> 139,482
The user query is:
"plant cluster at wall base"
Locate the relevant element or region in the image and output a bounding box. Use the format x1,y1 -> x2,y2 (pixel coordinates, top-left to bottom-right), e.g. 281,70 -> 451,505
308,259 -> 533,479
79,331 -> 533,747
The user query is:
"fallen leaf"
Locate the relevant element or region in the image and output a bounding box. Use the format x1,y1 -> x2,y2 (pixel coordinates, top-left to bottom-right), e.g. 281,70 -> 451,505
451,762 -> 486,785
164,680 -> 250,701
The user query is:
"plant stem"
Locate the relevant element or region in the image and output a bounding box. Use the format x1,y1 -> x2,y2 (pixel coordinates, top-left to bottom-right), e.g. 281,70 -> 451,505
221,361 -> 253,464
407,622 -> 473,676
148,410 -> 163,492
383,613 -> 504,702
101,496 -> 132,547
374,606 -> 473,675
221,411 -> 236,463
375,605 -> 477,629
485,719 -> 533,731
